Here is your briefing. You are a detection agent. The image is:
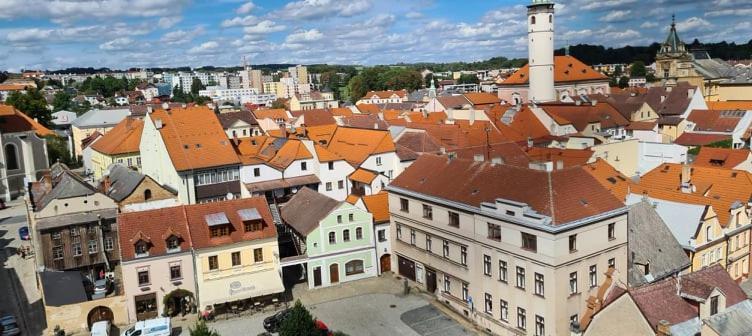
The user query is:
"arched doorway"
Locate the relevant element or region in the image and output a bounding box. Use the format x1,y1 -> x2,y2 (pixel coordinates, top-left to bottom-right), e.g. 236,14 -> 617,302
162,289 -> 196,317
380,254 -> 391,273
87,306 -> 113,330
329,263 -> 339,284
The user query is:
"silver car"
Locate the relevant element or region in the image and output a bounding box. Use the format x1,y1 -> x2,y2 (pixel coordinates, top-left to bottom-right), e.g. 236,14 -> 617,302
0,314 -> 20,336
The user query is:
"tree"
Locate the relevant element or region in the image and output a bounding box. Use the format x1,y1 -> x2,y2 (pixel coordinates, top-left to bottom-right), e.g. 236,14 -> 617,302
630,61 -> 647,77
5,89 -> 51,126
52,91 -> 72,111
424,73 -> 435,88
45,135 -> 76,167
457,73 -> 480,85
279,301 -> 318,336
347,75 -> 367,104
189,320 -> 219,336
618,76 -> 630,89
190,78 -> 206,95
646,73 -> 657,82
0,71 -> 7,84
271,98 -> 287,109
613,65 -> 623,77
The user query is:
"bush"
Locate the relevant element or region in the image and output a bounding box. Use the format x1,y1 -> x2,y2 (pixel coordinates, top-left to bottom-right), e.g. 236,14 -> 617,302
189,320 -> 219,336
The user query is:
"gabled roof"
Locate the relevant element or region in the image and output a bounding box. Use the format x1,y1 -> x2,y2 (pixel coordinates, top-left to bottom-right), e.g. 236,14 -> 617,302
502,55 -> 608,85
638,163 -> 752,226
90,118 -> 143,155
118,205 -> 192,261
626,121 -> 657,131
339,114 -> 389,130
362,90 -> 407,99
349,168 -> 377,184
35,169 -> 99,211
706,101 -> 752,110
485,105 -> 552,142
583,158 -> 633,201
71,108 -> 130,128
629,264 -> 747,333
362,192 -> 389,223
463,92 -> 501,106
267,139 -> 313,169
313,144 -> 343,162
539,102 -> 630,131
436,95 -> 471,109
627,201 -> 691,286
252,108 -> 289,121
185,197 -> 276,249
389,154 -> 624,226
290,109 -> 336,127
645,82 -> 697,116
687,109 -> 747,133
104,163 -> 146,202
0,104 -> 53,136
354,104 -> 380,114
395,131 -> 443,155
326,127 -> 396,166
693,147 -> 751,169
150,106 -> 240,171
674,133 -> 730,146
280,187 -> 340,236
216,111 -> 258,129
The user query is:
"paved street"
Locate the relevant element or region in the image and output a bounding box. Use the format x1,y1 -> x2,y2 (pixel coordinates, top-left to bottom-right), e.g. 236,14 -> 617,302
0,199 -> 46,336
183,276 -> 476,336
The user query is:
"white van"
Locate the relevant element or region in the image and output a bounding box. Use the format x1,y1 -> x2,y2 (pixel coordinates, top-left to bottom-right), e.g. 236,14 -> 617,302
121,317 -> 171,336
91,320 -> 111,336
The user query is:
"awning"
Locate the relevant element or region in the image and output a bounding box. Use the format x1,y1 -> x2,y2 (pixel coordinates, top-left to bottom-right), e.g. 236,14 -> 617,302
245,174 -> 320,193
237,208 -> 262,221
199,267 -> 285,307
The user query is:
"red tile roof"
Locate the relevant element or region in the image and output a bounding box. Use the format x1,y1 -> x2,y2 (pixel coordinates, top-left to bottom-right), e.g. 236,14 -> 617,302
706,101 -> 752,110
687,109 -> 747,133
151,106 -> 240,171
362,90 -> 407,99
674,133 -> 730,146
253,108 -> 289,121
118,206 -> 192,261
0,104 -> 53,136
389,154 -> 624,225
693,147 -> 751,169
629,264 -> 747,332
90,118 -> 143,155
326,127 -> 396,166
539,102 -> 630,131
354,104 -> 381,114
502,56 -> 608,85
290,109 -> 337,127
362,192 -> 389,223
184,197 -> 277,249
463,92 -> 501,106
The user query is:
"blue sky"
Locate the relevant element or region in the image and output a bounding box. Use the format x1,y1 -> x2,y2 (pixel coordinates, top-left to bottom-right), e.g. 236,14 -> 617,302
1,0 -> 751,71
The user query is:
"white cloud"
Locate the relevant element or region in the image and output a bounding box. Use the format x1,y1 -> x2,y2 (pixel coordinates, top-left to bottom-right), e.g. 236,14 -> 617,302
676,17 -> 713,32
221,15 -> 258,28
705,8 -> 752,17
483,5 -> 525,22
640,22 -> 659,28
405,12 -> 422,19
600,10 -> 632,22
158,16 -> 182,29
243,20 -> 286,35
579,0 -> 638,11
0,0 -> 190,22
160,26 -> 205,45
276,0 -> 372,20
236,1 -> 255,14
99,37 -> 134,51
285,29 -> 324,43
187,41 -> 220,55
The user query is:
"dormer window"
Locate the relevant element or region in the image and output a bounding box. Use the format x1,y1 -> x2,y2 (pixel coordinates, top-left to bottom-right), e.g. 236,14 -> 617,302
210,225 -> 230,238
166,235 -> 180,252
238,208 -> 263,232
206,212 -> 232,237
135,240 -> 150,257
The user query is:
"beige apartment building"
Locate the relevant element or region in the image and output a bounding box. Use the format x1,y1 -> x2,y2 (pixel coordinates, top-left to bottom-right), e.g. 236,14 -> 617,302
387,155 -> 628,336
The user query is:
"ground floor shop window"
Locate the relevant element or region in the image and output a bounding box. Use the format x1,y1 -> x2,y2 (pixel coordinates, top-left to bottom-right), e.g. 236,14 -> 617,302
345,259 -> 364,276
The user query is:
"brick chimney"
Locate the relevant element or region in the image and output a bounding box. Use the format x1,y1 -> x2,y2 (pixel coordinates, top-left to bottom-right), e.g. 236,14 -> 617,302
101,174 -> 111,192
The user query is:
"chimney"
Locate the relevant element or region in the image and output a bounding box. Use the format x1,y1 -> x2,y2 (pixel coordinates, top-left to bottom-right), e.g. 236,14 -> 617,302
147,106 -> 153,114
280,124 -> 287,138
591,99 -> 598,106
469,108 -> 476,125
687,88 -> 694,98
527,136 -> 533,149
656,320 -> 672,336
154,119 -> 163,129
161,102 -> 170,110
556,160 -> 564,170
660,95 -> 666,103
373,123 -> 379,130
101,173 -> 111,192
439,147 -> 446,155
576,100 -> 582,106
447,108 -> 455,121
680,164 -> 692,193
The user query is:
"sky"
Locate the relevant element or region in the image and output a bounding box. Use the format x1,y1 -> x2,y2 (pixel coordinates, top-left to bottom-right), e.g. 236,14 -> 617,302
1,0 -> 751,72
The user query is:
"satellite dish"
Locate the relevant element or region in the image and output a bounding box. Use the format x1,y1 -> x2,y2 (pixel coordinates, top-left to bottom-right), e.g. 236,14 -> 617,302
226,193 -> 234,200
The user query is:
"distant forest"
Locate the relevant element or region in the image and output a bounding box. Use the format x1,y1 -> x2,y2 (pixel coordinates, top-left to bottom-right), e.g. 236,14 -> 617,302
555,40 -> 752,65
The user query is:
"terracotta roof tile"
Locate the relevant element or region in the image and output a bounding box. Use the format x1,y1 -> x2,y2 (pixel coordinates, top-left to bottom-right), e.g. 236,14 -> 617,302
583,159 -> 634,201
313,144 -> 343,162
330,107 -> 353,117
345,194 -> 360,205
90,118 -> 143,155
539,102 -> 630,131
326,127 -> 396,166
687,109 -> 747,133
362,90 -> 407,99
253,108 -> 289,121
0,84 -> 28,91
693,147 -> 751,169
524,147 -> 594,167
185,197 -> 276,249
436,95 -> 471,109
349,168 -> 377,184
706,101 -> 752,110
118,206 -> 192,261
395,131 -> 444,155
151,106 -> 240,171
645,82 -> 697,116
502,56 -> 608,85
362,192 -> 389,223
339,114 -> 389,130
674,133 -> 730,146
305,124 -> 338,145
639,163 -> 752,226
267,139 -> 312,169
626,121 -> 657,131
390,155 -> 624,225
216,111 -> 258,129
0,104 -> 53,136
355,104 -> 381,114
485,105 -> 552,142
463,92 -> 501,106
290,109 -> 336,127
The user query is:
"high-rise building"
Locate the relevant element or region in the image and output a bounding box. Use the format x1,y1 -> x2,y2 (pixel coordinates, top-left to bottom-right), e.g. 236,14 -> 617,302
527,0 -> 556,103
289,65 -> 309,85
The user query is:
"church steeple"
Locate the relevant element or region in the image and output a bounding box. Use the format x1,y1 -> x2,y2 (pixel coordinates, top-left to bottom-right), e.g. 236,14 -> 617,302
660,14 -> 687,55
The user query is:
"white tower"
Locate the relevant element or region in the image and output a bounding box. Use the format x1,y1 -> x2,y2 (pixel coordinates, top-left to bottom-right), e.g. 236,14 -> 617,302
527,0 -> 556,103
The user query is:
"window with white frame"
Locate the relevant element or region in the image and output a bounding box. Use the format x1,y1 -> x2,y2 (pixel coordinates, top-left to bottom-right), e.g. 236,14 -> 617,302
517,308 -> 526,330
483,255 -> 492,276
500,300 -> 509,322
484,293 -> 493,314
443,240 -> 449,258
499,260 -> 508,282
462,283 -> 468,301
426,235 -> 432,252
589,265 -> 598,287
410,229 -> 415,245
443,275 -> 451,292
516,267 -> 525,289
570,272 -> 578,294
460,246 -> 467,265
534,273 -> 544,296
535,315 -> 544,336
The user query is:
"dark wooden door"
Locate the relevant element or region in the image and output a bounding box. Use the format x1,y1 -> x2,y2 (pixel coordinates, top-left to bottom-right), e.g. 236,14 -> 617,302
313,267 -> 322,287
380,254 -> 391,273
397,255 -> 416,281
426,268 -> 437,293
330,264 -> 339,283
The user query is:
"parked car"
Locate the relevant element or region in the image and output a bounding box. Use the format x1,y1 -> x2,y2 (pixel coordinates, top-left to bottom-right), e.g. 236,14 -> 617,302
263,309 -> 291,333
91,278 -> 112,299
91,320 -> 111,336
17,227 -> 29,241
0,314 -> 21,336
121,317 -> 171,336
